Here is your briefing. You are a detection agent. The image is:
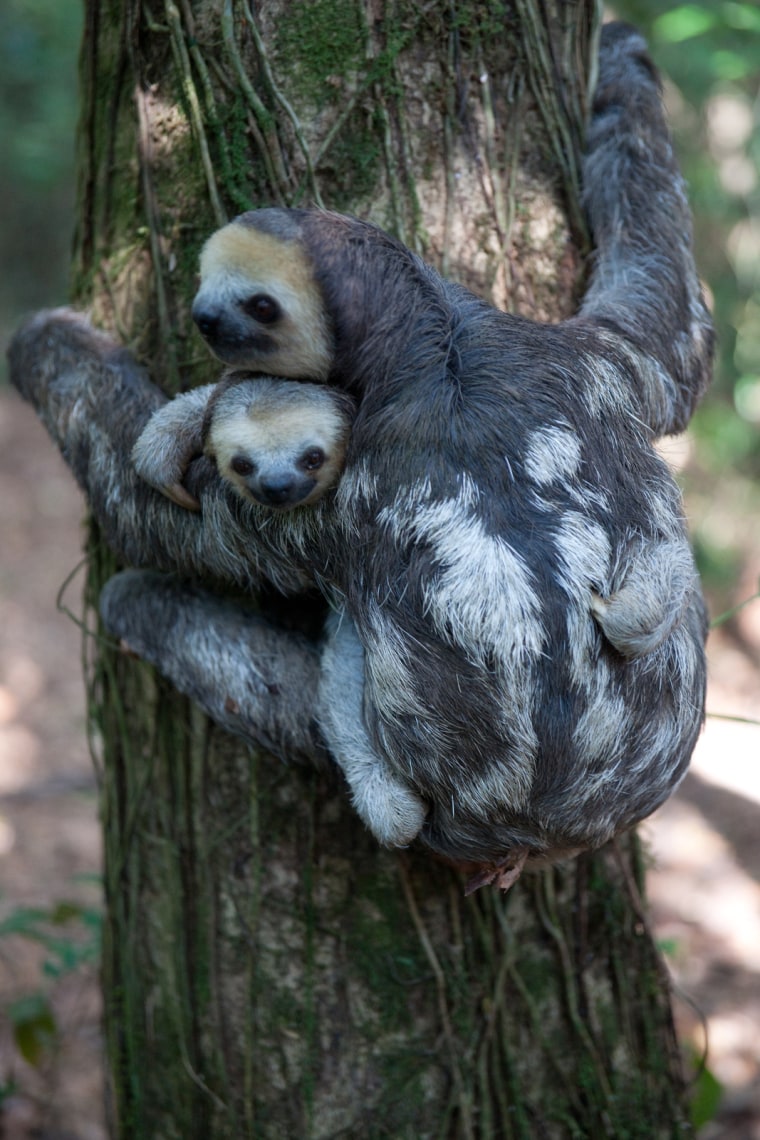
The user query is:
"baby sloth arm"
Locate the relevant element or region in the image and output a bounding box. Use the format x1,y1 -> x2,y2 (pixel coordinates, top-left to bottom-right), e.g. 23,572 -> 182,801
132,384 -> 216,511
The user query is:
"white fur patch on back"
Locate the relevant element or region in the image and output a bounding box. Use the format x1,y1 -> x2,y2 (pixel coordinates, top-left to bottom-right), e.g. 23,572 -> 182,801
380,478 -> 545,668
335,456 -> 380,513
580,352 -> 631,417
552,512 -> 611,597
524,425 -> 582,485
551,512 -> 611,686
377,478 -> 543,804
571,657 -> 626,763
361,601 -> 440,750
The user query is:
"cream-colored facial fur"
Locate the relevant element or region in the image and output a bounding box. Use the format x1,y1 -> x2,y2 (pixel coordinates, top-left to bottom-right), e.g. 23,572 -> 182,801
207,380 -> 351,509
194,224 -> 333,380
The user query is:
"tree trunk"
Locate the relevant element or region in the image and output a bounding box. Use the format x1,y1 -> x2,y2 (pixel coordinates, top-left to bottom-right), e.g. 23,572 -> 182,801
68,1 -> 692,1136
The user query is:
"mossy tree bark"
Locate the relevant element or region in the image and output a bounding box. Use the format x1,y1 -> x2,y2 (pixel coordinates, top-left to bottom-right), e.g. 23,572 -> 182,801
73,1 -> 693,1136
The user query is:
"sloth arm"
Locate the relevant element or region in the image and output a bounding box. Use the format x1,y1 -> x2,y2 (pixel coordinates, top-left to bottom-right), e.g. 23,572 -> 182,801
7,309 -> 310,595
132,384 -> 218,512
7,308 -> 332,763
573,22 -> 713,438
549,24 -> 712,655
99,569 -> 328,767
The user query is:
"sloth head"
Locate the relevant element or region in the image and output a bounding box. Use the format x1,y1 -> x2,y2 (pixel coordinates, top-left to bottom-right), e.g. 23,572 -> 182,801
205,378 -> 354,511
192,208 -> 416,391
192,211 -> 334,380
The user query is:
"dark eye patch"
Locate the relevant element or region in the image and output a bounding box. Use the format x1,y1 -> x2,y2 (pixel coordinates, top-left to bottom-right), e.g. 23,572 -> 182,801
299,447 -> 325,472
230,455 -> 256,477
241,293 -> 281,325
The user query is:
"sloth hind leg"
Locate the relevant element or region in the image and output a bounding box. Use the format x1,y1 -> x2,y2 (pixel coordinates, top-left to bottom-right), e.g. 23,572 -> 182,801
99,569 -> 328,766
318,612 -> 427,847
99,572 -> 427,844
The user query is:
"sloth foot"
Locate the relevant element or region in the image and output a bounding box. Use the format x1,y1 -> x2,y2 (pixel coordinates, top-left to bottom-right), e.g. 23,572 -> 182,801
351,772 -> 428,848
464,847 -> 529,895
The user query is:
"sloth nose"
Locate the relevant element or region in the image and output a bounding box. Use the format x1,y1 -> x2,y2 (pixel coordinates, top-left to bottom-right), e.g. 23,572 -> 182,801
192,303 -> 222,339
258,474 -> 296,505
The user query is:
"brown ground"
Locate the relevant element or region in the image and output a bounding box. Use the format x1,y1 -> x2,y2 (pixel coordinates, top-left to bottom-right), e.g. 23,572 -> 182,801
0,387 -> 758,1139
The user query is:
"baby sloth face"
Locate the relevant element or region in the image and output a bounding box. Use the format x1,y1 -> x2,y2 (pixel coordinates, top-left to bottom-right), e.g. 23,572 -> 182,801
206,379 -> 354,510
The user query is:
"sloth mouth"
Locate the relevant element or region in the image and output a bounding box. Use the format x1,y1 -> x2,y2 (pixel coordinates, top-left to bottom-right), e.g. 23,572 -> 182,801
207,333 -> 277,363
249,495 -> 308,512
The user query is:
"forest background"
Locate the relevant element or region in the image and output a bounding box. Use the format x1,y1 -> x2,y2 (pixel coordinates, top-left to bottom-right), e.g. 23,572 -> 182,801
0,2 -> 758,1137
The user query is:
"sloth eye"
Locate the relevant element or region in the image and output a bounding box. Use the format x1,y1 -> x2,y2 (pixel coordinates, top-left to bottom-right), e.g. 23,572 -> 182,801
242,293 -> 281,325
230,455 -> 256,477
299,448 -> 325,472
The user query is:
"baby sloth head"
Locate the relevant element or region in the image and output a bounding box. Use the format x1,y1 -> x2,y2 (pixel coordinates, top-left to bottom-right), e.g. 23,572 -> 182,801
206,379 -> 354,511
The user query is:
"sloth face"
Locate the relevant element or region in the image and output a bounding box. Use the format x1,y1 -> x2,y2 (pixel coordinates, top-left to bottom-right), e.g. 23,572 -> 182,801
192,223 -> 333,380
206,379 -> 352,511
222,444 -> 327,509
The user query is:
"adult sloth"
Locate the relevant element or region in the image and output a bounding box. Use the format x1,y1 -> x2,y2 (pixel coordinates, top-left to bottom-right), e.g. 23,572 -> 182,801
9,24 -> 713,891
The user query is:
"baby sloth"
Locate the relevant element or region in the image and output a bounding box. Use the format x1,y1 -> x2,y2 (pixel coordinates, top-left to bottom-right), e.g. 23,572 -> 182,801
133,376 -> 355,513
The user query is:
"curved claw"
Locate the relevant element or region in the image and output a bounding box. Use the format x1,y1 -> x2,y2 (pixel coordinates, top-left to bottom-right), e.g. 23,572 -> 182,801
163,481 -> 201,512
131,384 -> 214,513
464,847 -> 529,895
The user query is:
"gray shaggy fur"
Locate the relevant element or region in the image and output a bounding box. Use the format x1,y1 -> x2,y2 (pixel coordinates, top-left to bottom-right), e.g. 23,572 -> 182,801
7,24 -> 712,886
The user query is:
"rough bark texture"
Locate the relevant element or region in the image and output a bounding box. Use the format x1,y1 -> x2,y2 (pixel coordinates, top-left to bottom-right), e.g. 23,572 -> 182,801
66,1 -> 692,1136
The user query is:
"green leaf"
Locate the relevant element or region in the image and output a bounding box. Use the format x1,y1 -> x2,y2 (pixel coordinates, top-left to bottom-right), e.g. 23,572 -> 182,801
49,900 -> 84,925
9,994 -> 57,1067
654,5 -> 717,42
723,1 -> 760,33
691,1063 -> 723,1129
0,907 -> 50,936
709,50 -> 752,80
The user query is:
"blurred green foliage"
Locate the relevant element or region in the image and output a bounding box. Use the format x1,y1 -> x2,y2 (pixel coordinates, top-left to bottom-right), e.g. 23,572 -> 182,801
0,0 -> 82,325
0,893 -> 102,1069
